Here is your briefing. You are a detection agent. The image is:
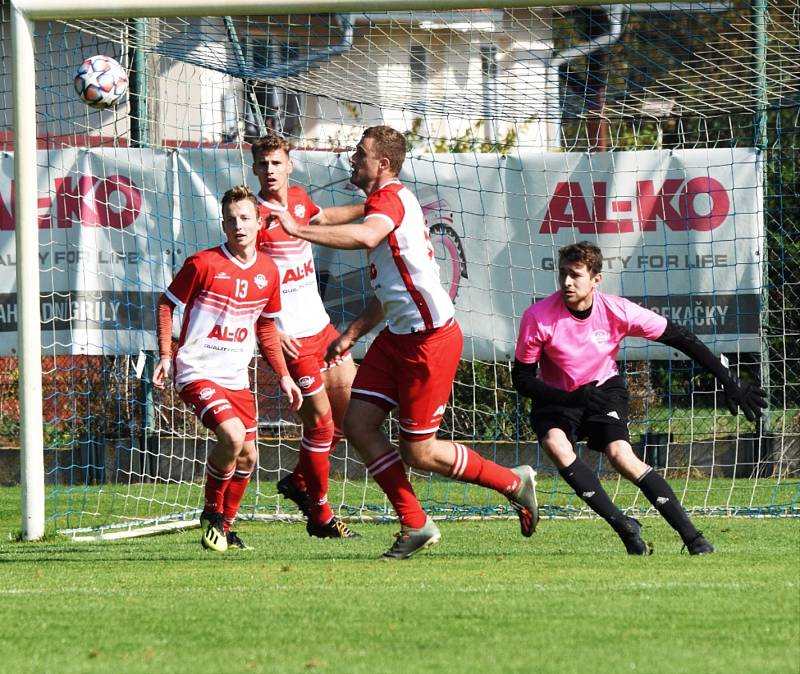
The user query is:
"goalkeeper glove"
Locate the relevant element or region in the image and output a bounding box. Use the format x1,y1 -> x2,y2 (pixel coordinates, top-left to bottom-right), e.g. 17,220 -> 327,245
722,375 -> 768,422
570,382 -> 615,415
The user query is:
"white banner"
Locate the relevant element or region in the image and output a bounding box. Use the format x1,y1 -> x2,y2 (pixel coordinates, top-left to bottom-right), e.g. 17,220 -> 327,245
0,148 -> 762,358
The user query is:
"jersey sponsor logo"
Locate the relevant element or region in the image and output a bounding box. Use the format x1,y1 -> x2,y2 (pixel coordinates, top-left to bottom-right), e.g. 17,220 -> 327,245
293,204 -> 306,219
214,272 -> 231,280
591,329 -> 610,344
253,273 -> 267,289
207,325 -> 249,342
297,375 -> 316,390
282,260 -> 315,283
198,387 -> 216,401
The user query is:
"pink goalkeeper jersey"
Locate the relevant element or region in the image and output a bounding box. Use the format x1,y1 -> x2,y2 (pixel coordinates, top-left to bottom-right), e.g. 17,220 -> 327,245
515,290 -> 667,392
256,188 -> 329,338
165,244 -> 282,391
365,180 -> 454,334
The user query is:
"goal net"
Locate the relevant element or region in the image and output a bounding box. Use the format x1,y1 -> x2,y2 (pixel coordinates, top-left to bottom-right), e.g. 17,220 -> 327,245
2,1 -> 798,539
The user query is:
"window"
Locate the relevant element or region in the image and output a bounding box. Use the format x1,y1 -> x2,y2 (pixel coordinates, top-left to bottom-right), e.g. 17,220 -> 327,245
480,45 -> 498,85
480,45 -> 499,140
410,45 -> 429,85
248,40 -> 303,138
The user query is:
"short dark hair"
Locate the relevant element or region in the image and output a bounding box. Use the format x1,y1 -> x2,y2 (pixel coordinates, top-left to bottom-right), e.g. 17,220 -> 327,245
221,185 -> 258,213
251,132 -> 291,160
362,125 -> 406,175
558,241 -> 603,276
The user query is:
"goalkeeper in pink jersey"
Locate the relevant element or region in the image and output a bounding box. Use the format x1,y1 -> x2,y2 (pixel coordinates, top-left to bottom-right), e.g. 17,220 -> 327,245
153,185 -> 302,552
251,132 -> 364,539
276,125 -> 539,560
513,240 -> 767,555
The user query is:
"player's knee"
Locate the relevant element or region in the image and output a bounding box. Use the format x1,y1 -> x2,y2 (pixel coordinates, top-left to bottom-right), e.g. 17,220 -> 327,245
215,421 -> 246,455
605,440 -> 633,463
542,432 -> 575,465
342,405 -> 369,440
605,440 -> 645,479
305,410 -> 335,446
237,446 -> 257,472
398,436 -> 436,470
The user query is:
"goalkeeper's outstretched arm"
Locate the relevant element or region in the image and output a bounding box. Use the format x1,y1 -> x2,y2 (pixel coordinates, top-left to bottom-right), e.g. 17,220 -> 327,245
655,319 -> 767,421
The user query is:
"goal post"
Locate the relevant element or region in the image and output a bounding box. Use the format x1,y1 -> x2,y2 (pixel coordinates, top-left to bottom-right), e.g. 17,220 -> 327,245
6,1 -> 798,541
11,2 -> 45,541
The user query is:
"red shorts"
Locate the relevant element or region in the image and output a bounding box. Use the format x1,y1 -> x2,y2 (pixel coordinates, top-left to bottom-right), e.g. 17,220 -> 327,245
351,320 -> 461,441
178,380 -> 258,441
287,322 -> 353,398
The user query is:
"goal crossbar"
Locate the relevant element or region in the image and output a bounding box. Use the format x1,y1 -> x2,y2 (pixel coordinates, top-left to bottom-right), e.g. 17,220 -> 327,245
13,0 -> 639,20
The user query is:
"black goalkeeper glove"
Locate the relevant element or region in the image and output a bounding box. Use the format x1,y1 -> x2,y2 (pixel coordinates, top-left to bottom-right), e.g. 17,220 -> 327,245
722,375 -> 768,422
569,382 -> 615,415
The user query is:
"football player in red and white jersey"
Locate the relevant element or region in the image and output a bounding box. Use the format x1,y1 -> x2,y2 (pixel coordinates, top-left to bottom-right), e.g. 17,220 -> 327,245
276,126 -> 539,559
252,133 -> 364,538
153,185 -> 302,552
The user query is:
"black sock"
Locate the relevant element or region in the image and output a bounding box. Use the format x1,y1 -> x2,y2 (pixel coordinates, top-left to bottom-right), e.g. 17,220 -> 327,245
637,469 -> 699,542
559,457 -> 626,527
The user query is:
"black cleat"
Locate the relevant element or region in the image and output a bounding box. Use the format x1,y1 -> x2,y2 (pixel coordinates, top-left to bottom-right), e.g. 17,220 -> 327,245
277,474 -> 311,518
307,517 -> 361,539
226,530 -> 252,550
614,516 -> 653,556
683,531 -> 715,556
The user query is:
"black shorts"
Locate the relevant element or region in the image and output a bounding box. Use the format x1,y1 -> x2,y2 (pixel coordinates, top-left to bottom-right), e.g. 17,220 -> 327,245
530,375 -> 629,452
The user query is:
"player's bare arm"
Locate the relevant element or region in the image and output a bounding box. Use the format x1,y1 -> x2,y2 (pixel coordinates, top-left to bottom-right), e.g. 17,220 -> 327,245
278,329 -> 301,360
313,202 -> 365,226
325,297 -> 385,362
278,375 -> 303,412
276,209 -> 391,250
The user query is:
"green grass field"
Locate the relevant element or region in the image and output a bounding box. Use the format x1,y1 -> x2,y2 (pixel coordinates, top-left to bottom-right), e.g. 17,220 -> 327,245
0,486 -> 798,674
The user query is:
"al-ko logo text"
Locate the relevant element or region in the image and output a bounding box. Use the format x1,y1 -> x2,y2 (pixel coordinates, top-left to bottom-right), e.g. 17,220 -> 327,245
540,177 -> 730,233
0,174 -> 142,230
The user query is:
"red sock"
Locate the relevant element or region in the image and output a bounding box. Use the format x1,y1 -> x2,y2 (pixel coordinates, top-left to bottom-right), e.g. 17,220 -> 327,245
300,411 -> 335,525
222,468 -> 252,531
367,450 -> 427,528
449,443 -> 519,494
204,460 -> 235,513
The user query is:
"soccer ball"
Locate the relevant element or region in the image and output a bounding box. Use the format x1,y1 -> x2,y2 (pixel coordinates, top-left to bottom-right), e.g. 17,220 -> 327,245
74,55 -> 128,110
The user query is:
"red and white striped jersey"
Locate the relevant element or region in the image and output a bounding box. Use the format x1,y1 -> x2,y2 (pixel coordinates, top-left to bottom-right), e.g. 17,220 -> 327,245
165,244 -> 281,391
256,188 -> 330,338
365,180 -> 455,334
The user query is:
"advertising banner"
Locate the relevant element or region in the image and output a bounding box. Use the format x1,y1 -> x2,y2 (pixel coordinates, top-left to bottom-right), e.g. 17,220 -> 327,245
0,147 -> 762,359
